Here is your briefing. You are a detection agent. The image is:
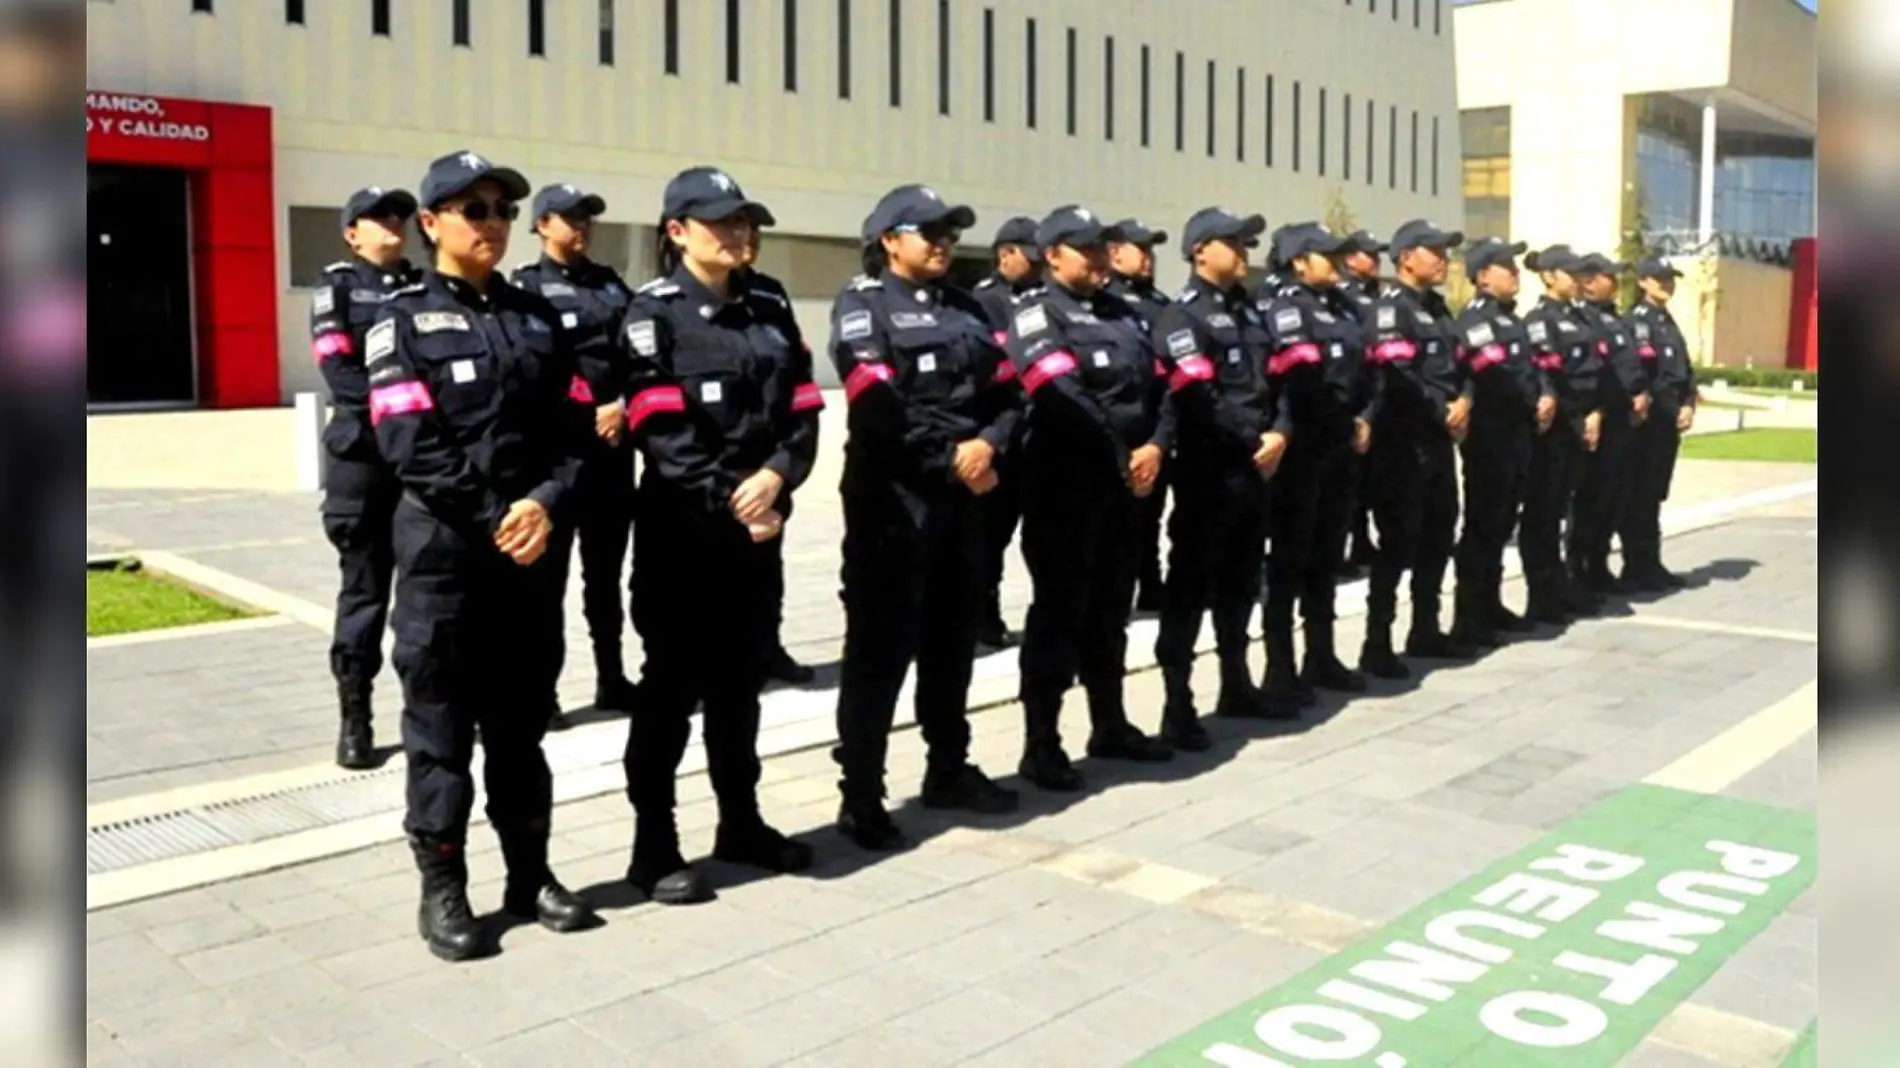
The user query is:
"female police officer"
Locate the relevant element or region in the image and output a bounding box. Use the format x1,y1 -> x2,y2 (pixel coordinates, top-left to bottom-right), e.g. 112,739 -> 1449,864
617,167 -> 817,904
365,150 -> 596,961
1005,206 -> 1174,792
828,184 -> 1024,851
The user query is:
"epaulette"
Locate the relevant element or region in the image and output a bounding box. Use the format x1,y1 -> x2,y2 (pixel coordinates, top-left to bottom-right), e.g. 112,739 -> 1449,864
386,283 -> 426,300
636,277 -> 682,297
847,274 -> 882,292
974,276 -> 997,290
321,260 -> 352,275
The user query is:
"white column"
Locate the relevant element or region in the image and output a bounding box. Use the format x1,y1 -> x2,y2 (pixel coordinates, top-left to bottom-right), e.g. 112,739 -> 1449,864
1697,101 -> 1718,248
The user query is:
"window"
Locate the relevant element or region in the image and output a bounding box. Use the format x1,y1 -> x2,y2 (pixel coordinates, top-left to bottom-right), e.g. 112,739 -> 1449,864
1235,67 -> 1246,162
286,0 -> 304,24
1410,109 -> 1420,192
1103,37 -> 1115,141
1435,0 -> 1443,35
1065,28 -> 1077,136
1265,74 -> 1275,168
728,0 -> 742,84
1139,45 -> 1151,148
981,8 -> 994,121
192,0 -> 211,12
528,0 -> 545,56
1318,87 -> 1328,176
452,0 -> 470,46
1366,98 -> 1376,186
1173,51 -> 1185,152
784,0 -> 798,90
372,0 -> 390,36
837,0 -> 852,99
1432,116 -> 1441,196
936,0 -> 950,115
1414,0 -> 1421,28
1205,59 -> 1216,157
887,0 -> 901,108
1389,104 -> 1399,188
1344,93 -> 1353,181
600,0 -> 615,65
1391,0 -> 1399,21
1025,18 -> 1037,129
1463,107 -> 1512,240
665,0 -> 680,75
1292,80 -> 1302,172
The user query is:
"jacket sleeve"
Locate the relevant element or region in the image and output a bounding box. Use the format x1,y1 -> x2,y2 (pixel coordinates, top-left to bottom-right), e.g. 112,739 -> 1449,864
975,330 -> 1025,459
620,299 -> 739,517
530,313 -> 591,521
1152,303 -> 1263,454
1628,311 -> 1661,395
364,309 -> 510,535
1005,299 -> 1129,477
1608,318 -> 1649,397
1368,299 -> 1448,426
311,275 -> 369,410
1569,315 -> 1603,412
764,319 -> 824,493
829,290 -> 958,484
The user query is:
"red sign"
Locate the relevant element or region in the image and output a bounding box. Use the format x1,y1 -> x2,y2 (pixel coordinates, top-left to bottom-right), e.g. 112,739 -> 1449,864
86,91 -> 232,168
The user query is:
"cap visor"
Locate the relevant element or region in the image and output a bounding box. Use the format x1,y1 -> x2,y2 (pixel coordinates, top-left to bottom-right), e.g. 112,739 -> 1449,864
943,204 -> 978,230
576,193 -> 607,216
486,167 -> 532,202
1236,214 -> 1268,240
690,195 -> 778,227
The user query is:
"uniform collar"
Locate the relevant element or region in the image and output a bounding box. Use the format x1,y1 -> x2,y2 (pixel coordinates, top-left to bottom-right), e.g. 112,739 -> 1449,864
353,254 -> 409,285
1471,293 -> 1518,315
1186,270 -> 1244,304
1109,272 -> 1157,295
881,268 -> 941,308
425,268 -> 501,306
539,252 -> 595,281
669,262 -> 740,318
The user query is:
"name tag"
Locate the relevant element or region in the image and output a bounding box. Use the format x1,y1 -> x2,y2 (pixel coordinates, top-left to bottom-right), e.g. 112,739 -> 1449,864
917,353 -> 938,373
891,312 -> 938,330
350,288 -> 384,304
1092,350 -> 1110,368
1066,310 -> 1099,324
449,359 -> 477,383
701,381 -> 723,404
1226,348 -> 1242,364
414,311 -> 470,334
1207,313 -> 1235,328
541,282 -> 577,298
560,311 -> 580,329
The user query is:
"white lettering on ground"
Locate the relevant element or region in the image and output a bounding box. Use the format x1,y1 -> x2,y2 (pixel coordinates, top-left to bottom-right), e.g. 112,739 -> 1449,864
1553,949 -> 1680,1005
1350,941 -> 1488,1002
1479,991 -> 1609,1047
1708,841 -> 1800,880
1252,1004 -> 1384,1060
1528,844 -> 1646,883
1656,872 -> 1768,916
1473,873 -> 1600,922
1422,909 -> 1545,964
1597,901 -> 1726,954
1317,978 -> 1428,1021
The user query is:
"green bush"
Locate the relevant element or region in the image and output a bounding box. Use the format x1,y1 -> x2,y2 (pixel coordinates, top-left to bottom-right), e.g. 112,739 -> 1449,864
1702,366 -> 1818,392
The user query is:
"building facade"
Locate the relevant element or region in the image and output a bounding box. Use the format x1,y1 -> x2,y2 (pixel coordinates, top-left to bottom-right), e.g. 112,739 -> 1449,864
87,0 -> 1460,408
1455,0 -> 1817,370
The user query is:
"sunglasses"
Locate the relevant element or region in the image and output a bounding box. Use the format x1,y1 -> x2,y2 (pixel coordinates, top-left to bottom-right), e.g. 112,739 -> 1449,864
441,198 -> 520,223
895,222 -> 961,245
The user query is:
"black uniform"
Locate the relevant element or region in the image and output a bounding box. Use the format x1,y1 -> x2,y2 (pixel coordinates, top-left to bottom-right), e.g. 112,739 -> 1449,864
508,253 -> 637,711
1005,269 -> 1173,784
313,252 -> 419,764
1570,297 -> 1646,588
1620,298 -> 1695,586
1337,273 -> 1385,569
617,262 -> 819,893
969,269 -> 1039,646
1362,280 -> 1470,668
1451,293 -> 1545,640
1257,270 -> 1373,704
1151,272 -> 1287,731
828,257 -> 1025,836
1519,294 -> 1599,620
1104,269 -> 1175,609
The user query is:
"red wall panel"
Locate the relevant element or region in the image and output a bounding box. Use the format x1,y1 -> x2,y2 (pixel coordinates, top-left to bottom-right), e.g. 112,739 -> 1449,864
1786,237 -> 1817,372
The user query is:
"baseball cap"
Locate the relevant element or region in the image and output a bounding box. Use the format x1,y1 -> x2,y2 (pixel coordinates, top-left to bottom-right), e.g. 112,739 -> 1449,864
663,166 -> 775,225
862,184 -> 977,241
340,186 -> 418,230
1272,222 -> 1351,263
1576,252 -> 1629,277
418,150 -> 531,209
1388,218 -> 1465,256
991,216 -> 1039,248
1111,219 -> 1169,247
1035,205 -> 1124,250
1465,237 -> 1529,280
1525,244 -> 1585,274
1342,229 -> 1388,256
1635,256 -> 1684,280
1180,207 -> 1268,259
531,183 -> 607,222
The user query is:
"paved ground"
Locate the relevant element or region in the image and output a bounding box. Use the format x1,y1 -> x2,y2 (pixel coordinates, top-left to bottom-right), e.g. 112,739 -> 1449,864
85,473 -> 1816,1067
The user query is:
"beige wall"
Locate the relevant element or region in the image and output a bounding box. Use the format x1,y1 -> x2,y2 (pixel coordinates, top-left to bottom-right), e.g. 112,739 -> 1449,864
1670,256 -> 1794,369
1727,0 -> 1819,128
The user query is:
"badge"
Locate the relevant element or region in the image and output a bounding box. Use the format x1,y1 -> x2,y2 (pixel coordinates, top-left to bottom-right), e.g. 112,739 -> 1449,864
1329,343 -> 1345,359
1272,307 -> 1302,332
701,381 -> 724,404
541,282 -> 577,298
1208,312 -> 1235,329
627,320 -> 658,356
451,359 -> 476,383
350,288 -> 384,304
1376,306 -> 1398,329
366,319 -> 395,360
1528,321 -> 1549,344
1226,348 -> 1242,364
917,353 -> 938,373
1467,322 -> 1496,347
1166,329 -> 1197,358
1014,304 -> 1050,337
839,310 -> 874,341
1065,309 -> 1099,324
1635,321 -> 1651,340
891,312 -> 938,330
414,311 -> 471,334
561,311 -> 580,330
312,288 -> 335,314
1092,350 -> 1110,368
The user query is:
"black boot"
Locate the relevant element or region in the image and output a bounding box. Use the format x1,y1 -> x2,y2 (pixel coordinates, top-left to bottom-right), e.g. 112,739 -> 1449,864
713,815 -> 815,873
1524,575 -> 1574,626
496,820 -> 597,933
1158,667 -> 1211,751
1408,594 -> 1479,660
836,784 -> 906,852
1560,574 -> 1603,617
546,696 -> 572,732
335,684 -> 376,770
1018,741 -> 1084,792
765,646 -> 817,685
626,817 -> 712,905
1085,719 -> 1174,763
1213,650 -> 1271,720
1256,624 -> 1306,719
1359,621 -> 1410,680
1448,585 -> 1501,651
1300,620 -> 1367,693
921,762 -> 1020,813
410,837 -> 482,962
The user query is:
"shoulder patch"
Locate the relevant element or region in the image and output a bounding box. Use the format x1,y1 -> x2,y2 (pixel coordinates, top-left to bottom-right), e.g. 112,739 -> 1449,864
1466,322 -> 1496,347
322,260 -> 352,274
847,274 -> 883,292
1165,329 -> 1198,358
366,319 -> 396,361
637,278 -> 681,297
311,288 -> 335,315
1376,305 -> 1398,330
1528,320 -> 1550,344
413,311 -> 471,334
626,319 -> 658,355
1013,304 -> 1050,337
839,309 -> 875,341
1272,307 -> 1303,333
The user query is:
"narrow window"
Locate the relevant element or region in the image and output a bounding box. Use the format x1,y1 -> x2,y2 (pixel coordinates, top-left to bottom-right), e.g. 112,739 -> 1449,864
838,0 -> 852,99
1344,92 -> 1353,181
1367,98 -> 1376,185
192,0 -> 211,12
1265,74 -> 1275,168
784,0 -> 798,91
1392,0 -> 1399,21
286,0 -> 304,25
1432,115 -> 1441,195
1410,109 -> 1420,192
600,0 -> 615,65
1025,18 -> 1038,129
1173,50 -> 1185,152
665,0 -> 681,74
1292,80 -> 1302,172
1415,0 -> 1422,28
1205,59 -> 1216,157
452,0 -> 470,46
1103,36 -> 1116,141
1318,87 -> 1328,176
1235,66 -> 1246,162
1065,27 -> 1077,136
1389,104 -> 1399,188
981,7 -> 994,121
936,0 -> 950,115
727,0 -> 742,84
1435,0 -> 1443,34
372,0 -> 390,37
528,0 -> 545,56
887,0 -> 901,108
1139,45 -> 1151,147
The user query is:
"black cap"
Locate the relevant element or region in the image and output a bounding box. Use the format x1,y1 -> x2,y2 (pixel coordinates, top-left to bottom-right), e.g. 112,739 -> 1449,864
340,186 -> 418,230
531,183 -> 607,222
1180,207 -> 1268,260
1111,218 -> 1169,247
1636,256 -> 1684,280
418,150 -> 531,209
992,216 -> 1039,248
1526,244 -> 1584,273
1342,229 -> 1388,256
1389,219 -> 1465,256
663,166 -> 775,225
1577,252 -> 1629,276
1035,205 -> 1124,250
1465,237 -> 1529,280
1272,222 -> 1351,263
861,184 -> 977,241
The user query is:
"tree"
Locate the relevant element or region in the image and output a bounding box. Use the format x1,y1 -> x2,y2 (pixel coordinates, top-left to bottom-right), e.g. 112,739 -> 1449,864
1616,208 -> 1656,314
1322,185 -> 1360,236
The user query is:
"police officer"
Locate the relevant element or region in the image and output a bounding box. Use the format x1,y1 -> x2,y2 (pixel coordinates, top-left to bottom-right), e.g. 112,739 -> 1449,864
1256,223 -> 1373,715
1104,218 -> 1174,613
829,185 -> 1024,851
1569,253 -> 1647,594
1337,230 -> 1389,575
734,234 -> 825,685
616,167 -> 818,903
312,186 -> 420,770
366,150 -> 596,960
1360,220 -> 1475,678
1005,206 -> 1175,791
1619,257 -> 1697,590
968,216 -> 1042,650
1519,245 -> 1602,623
509,184 -> 641,726
1151,208 -> 1289,737
1449,238 -> 1550,648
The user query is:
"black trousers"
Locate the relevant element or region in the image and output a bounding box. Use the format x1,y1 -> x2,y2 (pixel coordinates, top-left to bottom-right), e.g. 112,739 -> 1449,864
1135,466 -> 1170,598
1155,466 -> 1271,685
1344,453 -> 1376,564
1019,476 -> 1140,748
976,464 -> 1022,627
1455,419 -> 1533,608
1619,412 -> 1682,570
1365,429 -> 1459,634
833,488 -> 983,800
391,496 -> 557,845
1264,436 -> 1353,651
1569,407 -> 1636,573
322,456 -> 400,693
1520,422 -> 1580,601
542,443 -> 636,691
624,482 -> 775,829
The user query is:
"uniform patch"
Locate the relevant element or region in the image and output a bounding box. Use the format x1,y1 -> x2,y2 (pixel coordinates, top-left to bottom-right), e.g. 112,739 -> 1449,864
1092,350 -> 1110,368
1065,309 -> 1100,324
839,310 -> 874,341
1467,322 -> 1496,347
312,288 -> 335,314
1528,321 -> 1550,344
917,353 -> 938,373
1207,313 -> 1235,328
1414,311 -> 1435,326
1634,321 -> 1651,340
627,320 -> 658,356
1165,329 -> 1198,358
366,319 -> 396,360
350,288 -> 384,304
560,311 -> 580,329
414,311 -> 471,334
1376,306 -> 1398,330
541,282 -> 577,298
1495,316 -> 1513,328
891,311 -> 938,330
1273,307 -> 1303,332
700,381 -> 724,404
450,359 -> 477,384
1226,348 -> 1242,364
1014,304 -> 1050,337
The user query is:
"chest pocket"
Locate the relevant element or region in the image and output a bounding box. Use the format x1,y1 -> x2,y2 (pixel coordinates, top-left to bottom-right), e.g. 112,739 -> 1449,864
412,322 -> 502,427
1200,318 -> 1252,387
669,315 -> 764,426
1064,318 -> 1142,393
888,317 -> 976,403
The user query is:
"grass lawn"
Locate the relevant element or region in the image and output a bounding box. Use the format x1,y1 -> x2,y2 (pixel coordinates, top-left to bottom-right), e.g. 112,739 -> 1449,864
87,567 -> 256,637
1732,386 -> 1818,402
1679,428 -> 1817,464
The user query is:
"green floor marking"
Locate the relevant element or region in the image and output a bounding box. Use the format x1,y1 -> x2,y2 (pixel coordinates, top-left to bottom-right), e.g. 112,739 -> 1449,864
1134,784 -> 1816,1068
1777,1021 -> 1816,1068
